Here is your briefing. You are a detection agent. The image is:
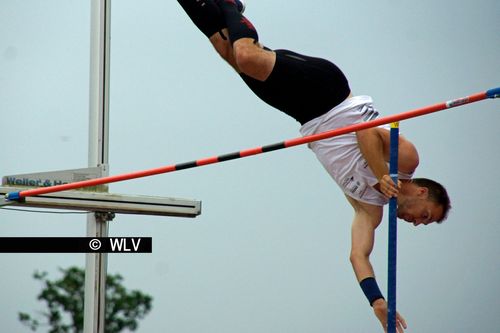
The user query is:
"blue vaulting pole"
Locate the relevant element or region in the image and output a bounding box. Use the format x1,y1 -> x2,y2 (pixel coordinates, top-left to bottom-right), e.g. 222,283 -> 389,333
387,122 -> 399,332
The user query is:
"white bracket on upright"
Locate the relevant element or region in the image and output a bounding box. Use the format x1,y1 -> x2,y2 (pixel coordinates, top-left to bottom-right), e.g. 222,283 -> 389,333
0,186 -> 201,217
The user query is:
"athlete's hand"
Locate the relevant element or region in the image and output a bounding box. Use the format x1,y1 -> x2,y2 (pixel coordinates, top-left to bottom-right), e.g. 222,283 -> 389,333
372,299 -> 407,333
379,175 -> 401,198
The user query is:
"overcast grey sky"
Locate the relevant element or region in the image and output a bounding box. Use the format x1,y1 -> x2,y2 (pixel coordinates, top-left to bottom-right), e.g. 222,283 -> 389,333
1,1 -> 499,332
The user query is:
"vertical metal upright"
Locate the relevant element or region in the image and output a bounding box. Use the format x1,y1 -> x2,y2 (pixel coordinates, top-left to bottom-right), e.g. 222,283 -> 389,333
387,122 -> 399,333
83,1 -> 111,332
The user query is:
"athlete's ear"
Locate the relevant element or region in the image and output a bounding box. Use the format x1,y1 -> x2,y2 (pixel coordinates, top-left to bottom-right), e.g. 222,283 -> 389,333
417,187 -> 429,198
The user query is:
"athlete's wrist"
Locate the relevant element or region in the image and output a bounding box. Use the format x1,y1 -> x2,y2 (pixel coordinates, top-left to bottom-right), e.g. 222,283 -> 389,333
359,277 -> 385,306
371,298 -> 386,308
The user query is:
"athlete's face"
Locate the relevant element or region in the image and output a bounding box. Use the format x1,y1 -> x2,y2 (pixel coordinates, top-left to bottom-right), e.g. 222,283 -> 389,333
397,188 -> 444,226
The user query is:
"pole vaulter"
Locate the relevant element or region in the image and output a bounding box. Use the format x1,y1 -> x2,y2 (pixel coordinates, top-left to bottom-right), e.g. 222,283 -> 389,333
3,87 -> 499,203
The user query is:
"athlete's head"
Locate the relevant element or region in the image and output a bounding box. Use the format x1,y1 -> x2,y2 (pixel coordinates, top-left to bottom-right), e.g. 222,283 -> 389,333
397,178 -> 451,225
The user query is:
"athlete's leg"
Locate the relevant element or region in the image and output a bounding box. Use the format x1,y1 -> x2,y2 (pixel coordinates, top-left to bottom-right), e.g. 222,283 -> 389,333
208,29 -> 239,71
177,0 -> 224,38
177,0 -> 239,71
215,0 -> 276,81
241,49 -> 351,124
179,0 -> 351,124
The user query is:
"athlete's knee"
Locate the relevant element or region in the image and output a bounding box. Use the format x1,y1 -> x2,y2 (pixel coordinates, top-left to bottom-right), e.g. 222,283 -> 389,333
232,39 -> 262,74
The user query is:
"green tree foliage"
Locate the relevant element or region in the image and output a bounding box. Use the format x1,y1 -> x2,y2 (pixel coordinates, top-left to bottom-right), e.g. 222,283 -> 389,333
19,267 -> 152,333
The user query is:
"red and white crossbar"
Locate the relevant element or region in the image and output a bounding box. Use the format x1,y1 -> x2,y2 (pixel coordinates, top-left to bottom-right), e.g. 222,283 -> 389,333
4,87 -> 499,202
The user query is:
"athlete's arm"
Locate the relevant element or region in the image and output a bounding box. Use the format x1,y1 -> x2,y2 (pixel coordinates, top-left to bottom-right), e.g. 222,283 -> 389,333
346,195 -> 382,282
346,195 -> 407,332
356,128 -> 419,198
356,128 -> 388,181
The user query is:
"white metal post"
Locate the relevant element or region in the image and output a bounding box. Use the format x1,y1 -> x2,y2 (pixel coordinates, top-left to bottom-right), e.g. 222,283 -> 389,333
84,1 -> 111,332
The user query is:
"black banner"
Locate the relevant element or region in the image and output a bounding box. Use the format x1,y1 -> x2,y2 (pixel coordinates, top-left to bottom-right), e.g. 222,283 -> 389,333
0,237 -> 152,253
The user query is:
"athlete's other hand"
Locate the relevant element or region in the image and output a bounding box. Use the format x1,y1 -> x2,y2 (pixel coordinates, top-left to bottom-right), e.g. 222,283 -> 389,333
373,298 -> 407,333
